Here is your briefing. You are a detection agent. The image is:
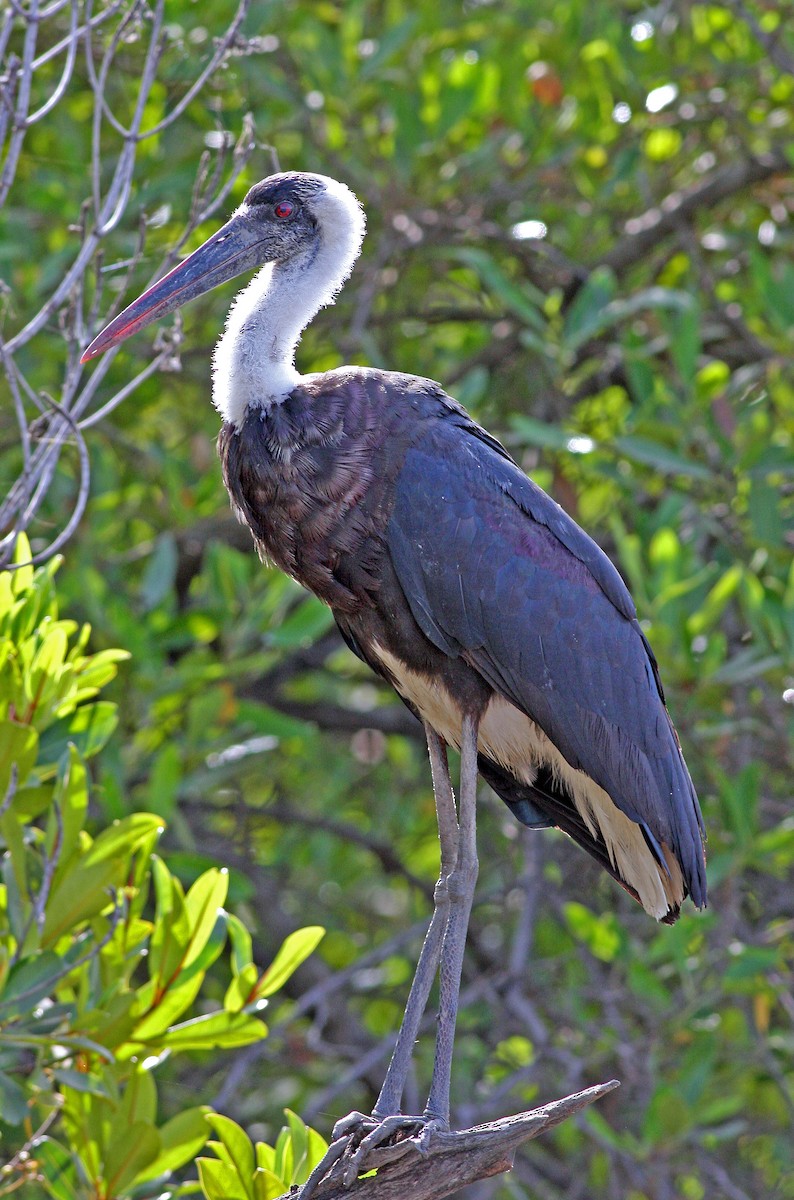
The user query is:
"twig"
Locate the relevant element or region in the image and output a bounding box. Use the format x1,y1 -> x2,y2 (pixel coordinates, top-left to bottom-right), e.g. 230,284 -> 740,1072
25,0 -> 78,125
0,0 -> 39,207
138,0 -> 250,139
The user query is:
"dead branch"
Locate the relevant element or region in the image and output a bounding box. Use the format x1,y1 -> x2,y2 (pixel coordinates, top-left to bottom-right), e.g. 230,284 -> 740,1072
293,1081 -> 620,1200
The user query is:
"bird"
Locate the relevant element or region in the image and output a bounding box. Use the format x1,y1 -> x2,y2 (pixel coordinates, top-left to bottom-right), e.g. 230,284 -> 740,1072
82,170 -> 706,1165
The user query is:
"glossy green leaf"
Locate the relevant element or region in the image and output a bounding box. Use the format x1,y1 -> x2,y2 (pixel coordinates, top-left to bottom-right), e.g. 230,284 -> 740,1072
157,1009 -> 267,1051
198,1156 -> 250,1200
136,1105 -> 213,1182
37,701 -> 119,766
184,868 -> 229,967
254,926 -> 325,1000
206,1114 -> 255,1198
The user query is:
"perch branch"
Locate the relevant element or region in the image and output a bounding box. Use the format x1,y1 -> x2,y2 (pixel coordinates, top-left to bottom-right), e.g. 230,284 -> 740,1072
294,1081 -> 619,1200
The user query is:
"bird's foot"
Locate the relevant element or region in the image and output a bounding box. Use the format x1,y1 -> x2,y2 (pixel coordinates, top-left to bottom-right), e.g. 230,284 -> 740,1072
300,1111 -> 447,1196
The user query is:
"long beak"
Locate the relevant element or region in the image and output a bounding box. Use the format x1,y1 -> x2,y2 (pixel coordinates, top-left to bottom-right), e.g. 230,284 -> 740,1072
81,209 -> 268,362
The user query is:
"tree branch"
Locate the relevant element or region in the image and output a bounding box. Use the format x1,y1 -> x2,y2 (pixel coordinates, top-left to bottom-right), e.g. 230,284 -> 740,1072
591,150 -> 788,284
295,1081 -> 620,1200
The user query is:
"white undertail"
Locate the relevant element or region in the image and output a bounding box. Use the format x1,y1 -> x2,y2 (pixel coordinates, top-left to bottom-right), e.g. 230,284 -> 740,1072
212,176 -> 366,427
371,643 -> 684,921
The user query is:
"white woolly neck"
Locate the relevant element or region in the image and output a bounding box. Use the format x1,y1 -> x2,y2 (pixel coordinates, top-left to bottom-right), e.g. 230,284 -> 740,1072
212,176 -> 366,428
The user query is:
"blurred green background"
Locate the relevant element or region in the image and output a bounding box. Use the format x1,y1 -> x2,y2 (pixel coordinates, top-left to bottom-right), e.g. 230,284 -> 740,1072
1,0 -> 793,1196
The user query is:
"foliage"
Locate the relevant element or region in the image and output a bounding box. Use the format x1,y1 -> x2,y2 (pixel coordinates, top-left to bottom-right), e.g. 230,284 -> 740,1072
0,540 -> 323,1198
197,1109 -> 328,1200
1,1 -> 793,1199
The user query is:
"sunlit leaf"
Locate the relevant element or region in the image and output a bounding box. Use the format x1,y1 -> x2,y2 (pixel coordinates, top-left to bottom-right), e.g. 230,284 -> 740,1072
254,926 -> 325,999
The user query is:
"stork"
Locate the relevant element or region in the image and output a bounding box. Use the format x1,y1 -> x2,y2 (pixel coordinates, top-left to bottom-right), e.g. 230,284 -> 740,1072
82,171 -> 706,1166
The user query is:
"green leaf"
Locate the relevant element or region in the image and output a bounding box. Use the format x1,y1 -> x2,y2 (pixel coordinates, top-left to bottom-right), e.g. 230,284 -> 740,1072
252,1167 -> 286,1200
285,1110 -> 309,1183
129,925 -> 225,1046
158,1009 -> 267,1051
206,1114 -> 255,1198
226,912 -> 254,975
28,625 -> 68,706
140,532 -> 178,611
511,415 -> 587,453
31,1137 -> 81,1200
147,855 -> 191,987
116,1065 -> 157,1127
51,1069 -> 112,1098
562,266 -> 617,349
0,1067 -> 29,1124
103,1120 -> 161,1195
198,1156 -> 249,1200
0,720 -> 38,795
72,647 -> 130,694
611,435 -> 711,480
224,963 -> 258,1013
254,926 -> 324,999
266,597 -> 334,649
0,950 -> 66,1018
184,868 -> 229,968
37,701 -> 119,767
452,246 -> 547,331
50,745 -> 89,883
136,1106 -> 212,1183
40,813 -> 161,944
85,812 -> 164,864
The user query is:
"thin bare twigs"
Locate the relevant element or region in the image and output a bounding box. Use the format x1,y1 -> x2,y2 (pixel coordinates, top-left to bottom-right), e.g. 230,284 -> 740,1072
26,0 -> 79,124
0,0 -> 40,207
139,0 -> 250,140
0,1 -> 260,567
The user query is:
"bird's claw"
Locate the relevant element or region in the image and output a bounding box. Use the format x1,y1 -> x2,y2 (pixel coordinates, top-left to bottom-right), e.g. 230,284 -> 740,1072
340,1113 -> 429,1186
330,1109 -> 378,1143
301,1112 -> 445,1195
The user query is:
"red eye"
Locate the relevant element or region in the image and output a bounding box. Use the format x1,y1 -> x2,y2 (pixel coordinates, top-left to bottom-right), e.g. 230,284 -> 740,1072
274,201 -> 294,219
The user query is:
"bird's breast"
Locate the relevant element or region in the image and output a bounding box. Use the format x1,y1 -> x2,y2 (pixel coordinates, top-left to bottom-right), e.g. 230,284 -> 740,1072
217,376 -> 412,612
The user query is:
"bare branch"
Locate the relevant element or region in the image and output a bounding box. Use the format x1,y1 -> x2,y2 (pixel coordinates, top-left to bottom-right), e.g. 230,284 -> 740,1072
137,0 -> 250,140
0,2 -> 261,567
296,1082 -> 620,1200
26,0 -> 79,124
0,0 -> 39,207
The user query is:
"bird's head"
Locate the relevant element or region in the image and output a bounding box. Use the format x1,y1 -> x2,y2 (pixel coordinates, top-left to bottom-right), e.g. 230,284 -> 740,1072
81,171 -> 365,362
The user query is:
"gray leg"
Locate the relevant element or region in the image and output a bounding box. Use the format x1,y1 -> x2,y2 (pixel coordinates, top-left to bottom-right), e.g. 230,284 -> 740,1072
303,717 -> 480,1197
424,711 -> 479,1126
371,724 -> 459,1116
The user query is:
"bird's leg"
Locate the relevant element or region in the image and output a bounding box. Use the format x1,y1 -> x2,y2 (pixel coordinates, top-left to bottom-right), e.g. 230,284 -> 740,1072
368,724 -> 459,1119
302,718 -> 479,1196
423,710 -> 479,1127
330,725 -> 458,1149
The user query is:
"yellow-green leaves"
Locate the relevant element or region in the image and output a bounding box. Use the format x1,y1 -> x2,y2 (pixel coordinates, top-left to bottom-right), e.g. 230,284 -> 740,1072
0,552 -> 324,1200
197,1110 -> 329,1200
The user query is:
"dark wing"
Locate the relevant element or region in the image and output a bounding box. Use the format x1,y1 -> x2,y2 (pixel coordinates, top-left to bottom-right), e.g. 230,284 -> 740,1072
386,408 -> 706,907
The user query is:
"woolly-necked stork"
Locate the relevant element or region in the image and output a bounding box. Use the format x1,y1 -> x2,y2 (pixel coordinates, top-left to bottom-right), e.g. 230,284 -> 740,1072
83,171 -> 706,1154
